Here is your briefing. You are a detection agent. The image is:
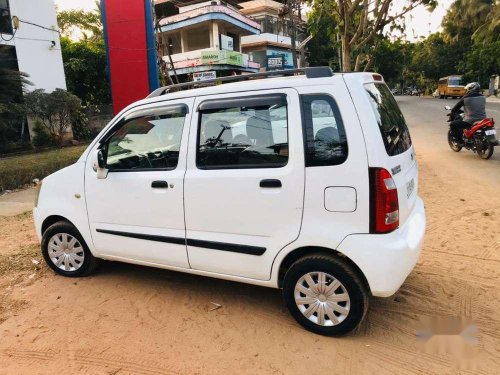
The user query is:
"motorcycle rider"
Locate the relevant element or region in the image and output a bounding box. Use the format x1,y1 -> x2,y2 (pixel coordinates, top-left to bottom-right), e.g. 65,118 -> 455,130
450,82 -> 486,141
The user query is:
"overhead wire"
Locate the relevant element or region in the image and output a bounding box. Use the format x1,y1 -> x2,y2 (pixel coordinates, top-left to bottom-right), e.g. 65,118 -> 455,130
1,16 -> 58,42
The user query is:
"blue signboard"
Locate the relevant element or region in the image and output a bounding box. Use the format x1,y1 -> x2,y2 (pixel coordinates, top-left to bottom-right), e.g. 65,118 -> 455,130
267,49 -> 294,69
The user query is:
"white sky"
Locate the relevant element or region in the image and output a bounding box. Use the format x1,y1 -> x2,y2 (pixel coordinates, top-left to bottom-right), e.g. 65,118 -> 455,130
54,0 -> 454,42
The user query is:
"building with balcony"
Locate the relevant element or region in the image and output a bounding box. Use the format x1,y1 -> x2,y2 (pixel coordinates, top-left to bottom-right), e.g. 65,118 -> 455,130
239,0 -> 307,70
154,0 -> 261,82
239,0 -> 306,70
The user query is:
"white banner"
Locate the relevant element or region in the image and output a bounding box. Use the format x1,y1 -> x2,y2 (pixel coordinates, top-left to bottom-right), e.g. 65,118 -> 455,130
193,71 -> 217,81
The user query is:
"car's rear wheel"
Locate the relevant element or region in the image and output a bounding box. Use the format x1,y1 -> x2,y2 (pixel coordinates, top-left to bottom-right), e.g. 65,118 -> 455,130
283,254 -> 369,336
41,221 -> 99,277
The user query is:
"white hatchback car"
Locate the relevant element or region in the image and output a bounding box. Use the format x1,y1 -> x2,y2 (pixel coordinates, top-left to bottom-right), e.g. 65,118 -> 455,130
33,68 -> 425,335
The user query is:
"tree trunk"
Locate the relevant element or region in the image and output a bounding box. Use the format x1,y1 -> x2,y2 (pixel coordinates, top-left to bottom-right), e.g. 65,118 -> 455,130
354,54 -> 362,71
341,37 -> 351,72
363,56 -> 374,72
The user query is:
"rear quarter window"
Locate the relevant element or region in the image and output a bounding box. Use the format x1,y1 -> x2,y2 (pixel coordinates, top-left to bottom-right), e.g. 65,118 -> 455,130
364,83 -> 412,156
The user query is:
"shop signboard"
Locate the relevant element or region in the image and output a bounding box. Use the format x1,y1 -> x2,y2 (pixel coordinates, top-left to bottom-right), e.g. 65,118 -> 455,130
193,71 -> 217,81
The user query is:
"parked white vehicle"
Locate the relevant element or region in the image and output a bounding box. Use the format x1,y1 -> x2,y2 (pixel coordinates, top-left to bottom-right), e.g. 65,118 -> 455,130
33,68 -> 425,336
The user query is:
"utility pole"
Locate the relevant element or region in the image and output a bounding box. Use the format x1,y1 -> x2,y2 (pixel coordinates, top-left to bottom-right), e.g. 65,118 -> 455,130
289,1 -> 297,68
281,1 -> 298,69
166,37 -> 180,84
153,11 -> 179,85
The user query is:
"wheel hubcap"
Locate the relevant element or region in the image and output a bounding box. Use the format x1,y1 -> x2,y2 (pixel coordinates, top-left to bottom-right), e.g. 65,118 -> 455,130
47,233 -> 84,272
294,271 -> 350,327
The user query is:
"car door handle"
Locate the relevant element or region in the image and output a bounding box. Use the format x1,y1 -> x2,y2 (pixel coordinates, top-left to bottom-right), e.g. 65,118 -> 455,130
151,180 -> 169,189
260,179 -> 282,188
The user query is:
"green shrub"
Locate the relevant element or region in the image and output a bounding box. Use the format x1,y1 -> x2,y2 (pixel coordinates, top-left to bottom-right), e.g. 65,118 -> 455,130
0,145 -> 87,193
24,89 -> 83,146
31,120 -> 53,148
71,110 -> 94,141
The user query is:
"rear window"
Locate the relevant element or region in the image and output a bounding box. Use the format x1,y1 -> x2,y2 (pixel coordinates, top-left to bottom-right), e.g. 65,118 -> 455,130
365,83 -> 412,156
448,77 -> 462,86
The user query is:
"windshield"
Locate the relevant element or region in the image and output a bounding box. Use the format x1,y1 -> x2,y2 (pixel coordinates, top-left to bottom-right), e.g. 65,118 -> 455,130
448,77 -> 462,86
365,83 -> 412,156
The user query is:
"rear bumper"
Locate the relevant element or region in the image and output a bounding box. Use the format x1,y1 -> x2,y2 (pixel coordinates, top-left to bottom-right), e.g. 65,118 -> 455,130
337,197 -> 426,297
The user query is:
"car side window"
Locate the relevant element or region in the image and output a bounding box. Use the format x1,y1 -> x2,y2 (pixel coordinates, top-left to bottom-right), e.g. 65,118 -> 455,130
104,106 -> 187,171
197,94 -> 288,169
301,94 -> 348,167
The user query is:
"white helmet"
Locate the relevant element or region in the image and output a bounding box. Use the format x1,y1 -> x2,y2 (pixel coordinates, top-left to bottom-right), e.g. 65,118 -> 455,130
465,82 -> 480,93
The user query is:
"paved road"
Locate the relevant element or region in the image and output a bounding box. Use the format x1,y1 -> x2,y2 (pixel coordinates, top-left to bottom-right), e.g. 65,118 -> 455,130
397,96 -> 500,187
0,187 -> 37,216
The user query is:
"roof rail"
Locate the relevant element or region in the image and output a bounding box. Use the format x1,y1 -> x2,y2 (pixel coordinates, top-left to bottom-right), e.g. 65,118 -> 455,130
147,66 -> 333,98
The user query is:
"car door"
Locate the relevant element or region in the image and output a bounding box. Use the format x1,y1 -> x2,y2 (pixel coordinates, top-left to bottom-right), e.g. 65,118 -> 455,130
184,89 -> 304,280
84,98 -> 194,268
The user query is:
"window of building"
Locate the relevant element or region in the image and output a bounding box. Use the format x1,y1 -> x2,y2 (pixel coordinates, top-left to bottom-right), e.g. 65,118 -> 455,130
165,32 -> 182,55
226,32 -> 239,51
197,95 -> 288,169
186,25 -> 210,51
104,105 -> 187,171
0,0 -> 13,35
301,94 -> 348,166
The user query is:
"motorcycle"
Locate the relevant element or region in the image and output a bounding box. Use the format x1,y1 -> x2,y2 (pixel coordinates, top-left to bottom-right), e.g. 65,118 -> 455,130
445,105 -> 498,159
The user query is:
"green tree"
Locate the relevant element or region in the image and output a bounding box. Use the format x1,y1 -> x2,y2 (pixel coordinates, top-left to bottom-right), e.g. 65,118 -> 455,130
460,41 -> 500,86
443,0 -> 499,43
409,33 -> 460,81
0,46 -> 32,151
57,1 -> 103,42
60,37 -> 110,106
440,0 -> 499,87
306,7 -> 341,70
57,2 -> 110,107
307,0 -> 437,71
24,89 -> 84,146
372,39 -> 414,85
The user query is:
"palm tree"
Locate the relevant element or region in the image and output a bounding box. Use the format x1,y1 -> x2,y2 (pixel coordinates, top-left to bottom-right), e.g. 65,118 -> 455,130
443,0 -> 499,43
0,45 -> 32,146
473,2 -> 500,42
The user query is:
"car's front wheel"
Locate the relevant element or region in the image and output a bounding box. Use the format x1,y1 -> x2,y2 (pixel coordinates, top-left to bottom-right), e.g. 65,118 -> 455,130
283,254 -> 369,336
41,221 -> 99,277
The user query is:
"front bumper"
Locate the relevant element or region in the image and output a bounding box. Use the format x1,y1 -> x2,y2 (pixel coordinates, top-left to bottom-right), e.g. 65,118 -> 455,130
337,197 -> 426,297
33,207 -> 43,242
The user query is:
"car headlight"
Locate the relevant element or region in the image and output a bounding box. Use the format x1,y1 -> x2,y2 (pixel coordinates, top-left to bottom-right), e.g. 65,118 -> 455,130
34,179 -> 43,207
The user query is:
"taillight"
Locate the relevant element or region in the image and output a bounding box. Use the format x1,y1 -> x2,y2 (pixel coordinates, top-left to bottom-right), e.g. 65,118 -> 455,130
369,168 -> 399,233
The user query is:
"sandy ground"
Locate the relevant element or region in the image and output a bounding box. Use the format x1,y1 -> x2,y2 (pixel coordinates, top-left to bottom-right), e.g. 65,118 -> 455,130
0,97 -> 499,374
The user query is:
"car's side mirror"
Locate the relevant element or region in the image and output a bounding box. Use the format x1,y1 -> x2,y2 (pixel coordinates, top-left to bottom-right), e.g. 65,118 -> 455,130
92,149 -> 108,179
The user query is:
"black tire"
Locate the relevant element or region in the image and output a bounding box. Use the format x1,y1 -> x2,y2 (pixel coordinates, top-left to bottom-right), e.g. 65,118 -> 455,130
283,254 -> 369,336
41,221 -> 99,277
447,129 -> 463,152
477,142 -> 494,159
